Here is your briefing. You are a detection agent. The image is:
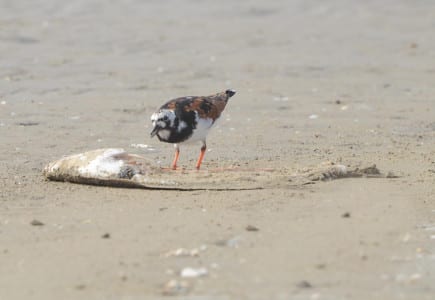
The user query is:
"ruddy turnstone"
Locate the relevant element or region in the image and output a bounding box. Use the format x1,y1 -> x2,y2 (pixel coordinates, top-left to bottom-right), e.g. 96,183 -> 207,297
150,89 -> 236,170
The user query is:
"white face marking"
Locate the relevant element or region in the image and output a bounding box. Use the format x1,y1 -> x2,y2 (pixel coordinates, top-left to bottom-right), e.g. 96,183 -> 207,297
151,110 -> 176,129
150,112 -> 160,128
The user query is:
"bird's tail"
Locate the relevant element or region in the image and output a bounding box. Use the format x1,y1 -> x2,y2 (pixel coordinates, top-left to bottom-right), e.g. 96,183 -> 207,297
225,89 -> 236,98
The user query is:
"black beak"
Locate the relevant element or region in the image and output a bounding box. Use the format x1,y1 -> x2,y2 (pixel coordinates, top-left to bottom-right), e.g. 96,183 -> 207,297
150,126 -> 159,138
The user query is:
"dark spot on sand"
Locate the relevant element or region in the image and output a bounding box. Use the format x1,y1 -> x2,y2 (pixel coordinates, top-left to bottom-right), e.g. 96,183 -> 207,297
75,284 -> 86,290
17,122 -> 39,126
101,233 -> 111,239
342,212 -> 351,218
8,36 -> 39,44
30,219 -> 44,226
296,280 -> 313,289
246,225 -> 259,232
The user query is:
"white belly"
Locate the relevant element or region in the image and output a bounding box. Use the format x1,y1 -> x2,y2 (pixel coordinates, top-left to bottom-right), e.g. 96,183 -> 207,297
183,117 -> 213,143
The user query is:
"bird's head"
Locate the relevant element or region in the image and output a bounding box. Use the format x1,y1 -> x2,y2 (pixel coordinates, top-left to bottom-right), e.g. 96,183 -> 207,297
150,110 -> 175,138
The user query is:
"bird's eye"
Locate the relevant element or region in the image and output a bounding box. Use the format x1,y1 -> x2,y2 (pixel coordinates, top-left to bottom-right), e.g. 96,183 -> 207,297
163,116 -> 168,121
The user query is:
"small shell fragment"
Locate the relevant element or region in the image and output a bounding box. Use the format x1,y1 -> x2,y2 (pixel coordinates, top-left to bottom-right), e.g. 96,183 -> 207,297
164,247 -> 206,258
180,267 -> 208,278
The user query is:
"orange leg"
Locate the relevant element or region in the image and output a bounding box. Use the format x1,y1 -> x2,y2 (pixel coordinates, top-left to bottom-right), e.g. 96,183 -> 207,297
195,143 -> 206,170
171,147 -> 180,170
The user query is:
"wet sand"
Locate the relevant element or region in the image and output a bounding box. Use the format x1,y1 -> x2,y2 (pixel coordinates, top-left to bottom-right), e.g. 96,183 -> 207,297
1,1 -> 434,299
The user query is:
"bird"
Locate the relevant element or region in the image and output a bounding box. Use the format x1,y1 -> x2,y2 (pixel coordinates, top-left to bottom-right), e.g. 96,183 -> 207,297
150,89 -> 236,170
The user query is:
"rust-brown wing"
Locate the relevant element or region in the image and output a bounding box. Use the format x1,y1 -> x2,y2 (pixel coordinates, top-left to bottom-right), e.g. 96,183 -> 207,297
160,98 -> 178,111
160,91 -> 229,121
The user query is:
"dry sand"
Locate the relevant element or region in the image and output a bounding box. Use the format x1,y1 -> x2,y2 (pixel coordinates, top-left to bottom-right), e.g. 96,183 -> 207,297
1,0 -> 434,299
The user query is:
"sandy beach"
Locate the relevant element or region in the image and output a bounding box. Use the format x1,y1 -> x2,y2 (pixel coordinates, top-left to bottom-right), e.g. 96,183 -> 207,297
1,0 -> 434,299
